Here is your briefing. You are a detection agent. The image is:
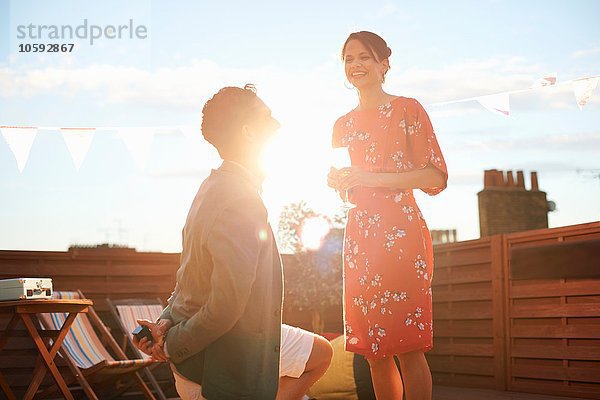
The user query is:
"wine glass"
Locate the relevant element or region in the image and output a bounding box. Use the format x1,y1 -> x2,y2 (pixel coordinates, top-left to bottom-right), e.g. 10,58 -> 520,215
330,148 -> 355,209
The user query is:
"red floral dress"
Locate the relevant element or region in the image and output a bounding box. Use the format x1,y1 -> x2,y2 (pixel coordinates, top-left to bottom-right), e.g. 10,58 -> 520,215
332,97 -> 447,359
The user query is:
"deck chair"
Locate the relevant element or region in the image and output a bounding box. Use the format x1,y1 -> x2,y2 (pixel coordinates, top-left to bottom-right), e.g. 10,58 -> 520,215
38,290 -> 157,400
106,297 -> 173,400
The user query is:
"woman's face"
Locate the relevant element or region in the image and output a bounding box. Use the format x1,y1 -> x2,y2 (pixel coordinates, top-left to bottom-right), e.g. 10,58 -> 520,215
344,39 -> 388,90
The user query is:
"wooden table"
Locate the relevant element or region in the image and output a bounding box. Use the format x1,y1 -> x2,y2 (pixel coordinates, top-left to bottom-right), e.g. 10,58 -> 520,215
0,299 -> 92,400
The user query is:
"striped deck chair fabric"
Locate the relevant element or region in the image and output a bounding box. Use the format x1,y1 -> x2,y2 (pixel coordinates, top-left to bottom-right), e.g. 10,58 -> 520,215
107,299 -> 171,400
39,291 -> 154,374
115,304 -> 164,360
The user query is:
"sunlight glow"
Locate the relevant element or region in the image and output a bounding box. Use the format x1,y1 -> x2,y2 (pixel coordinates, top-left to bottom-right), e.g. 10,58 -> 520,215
260,122 -> 344,229
300,216 -> 331,251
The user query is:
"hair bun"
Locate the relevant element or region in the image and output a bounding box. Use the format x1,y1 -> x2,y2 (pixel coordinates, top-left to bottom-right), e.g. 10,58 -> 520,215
342,31 -> 392,63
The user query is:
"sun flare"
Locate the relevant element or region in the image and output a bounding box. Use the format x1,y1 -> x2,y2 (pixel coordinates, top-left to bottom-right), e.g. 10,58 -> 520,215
300,216 -> 332,251
260,126 -> 344,224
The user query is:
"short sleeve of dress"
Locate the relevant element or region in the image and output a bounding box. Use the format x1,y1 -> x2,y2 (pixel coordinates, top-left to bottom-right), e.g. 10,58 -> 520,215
332,117 -> 345,148
408,100 -> 448,196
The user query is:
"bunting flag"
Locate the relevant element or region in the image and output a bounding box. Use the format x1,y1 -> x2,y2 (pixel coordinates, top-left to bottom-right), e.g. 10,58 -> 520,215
531,72 -> 557,88
573,77 -> 599,110
61,128 -> 96,171
428,73 -> 598,111
117,127 -> 156,170
0,126 -> 38,172
476,93 -> 510,117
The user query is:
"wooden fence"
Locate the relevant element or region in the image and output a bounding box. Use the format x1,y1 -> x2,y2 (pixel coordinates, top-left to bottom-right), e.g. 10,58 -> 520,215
0,221 -> 599,398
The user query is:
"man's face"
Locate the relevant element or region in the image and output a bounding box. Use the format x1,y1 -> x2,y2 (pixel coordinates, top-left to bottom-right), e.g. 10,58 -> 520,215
243,97 -> 280,151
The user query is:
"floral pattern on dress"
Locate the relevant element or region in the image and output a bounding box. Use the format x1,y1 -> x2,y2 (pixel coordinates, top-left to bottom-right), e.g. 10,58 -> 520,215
384,226 -> 407,252
353,209 -> 382,238
342,130 -> 371,147
414,255 -> 428,280
365,142 -> 380,165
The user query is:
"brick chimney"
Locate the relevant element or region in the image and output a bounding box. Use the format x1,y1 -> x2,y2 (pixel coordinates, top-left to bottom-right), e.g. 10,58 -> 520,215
478,169 -> 549,237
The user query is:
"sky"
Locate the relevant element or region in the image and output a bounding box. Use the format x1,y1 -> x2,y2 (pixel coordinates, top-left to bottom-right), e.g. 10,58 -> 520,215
0,0 -> 599,253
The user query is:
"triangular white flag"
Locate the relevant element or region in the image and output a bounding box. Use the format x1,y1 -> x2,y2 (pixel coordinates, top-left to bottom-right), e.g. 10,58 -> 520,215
0,127 -> 38,172
573,77 -> 599,110
476,93 -> 510,117
118,127 -> 155,170
531,72 -> 557,88
60,128 -> 96,171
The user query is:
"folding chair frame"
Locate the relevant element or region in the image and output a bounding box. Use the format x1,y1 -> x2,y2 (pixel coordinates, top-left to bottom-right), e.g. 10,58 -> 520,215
39,290 -> 157,400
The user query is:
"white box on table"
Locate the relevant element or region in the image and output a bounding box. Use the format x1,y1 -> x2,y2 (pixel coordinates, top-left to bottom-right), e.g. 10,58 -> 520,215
0,278 -> 53,301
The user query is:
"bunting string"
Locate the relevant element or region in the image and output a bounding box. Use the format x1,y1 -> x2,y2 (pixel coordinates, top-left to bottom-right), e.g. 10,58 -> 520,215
1,74 -> 598,172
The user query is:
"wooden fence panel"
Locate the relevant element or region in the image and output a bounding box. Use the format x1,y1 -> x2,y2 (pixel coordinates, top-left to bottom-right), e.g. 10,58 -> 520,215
505,222 -> 600,399
428,236 -> 506,390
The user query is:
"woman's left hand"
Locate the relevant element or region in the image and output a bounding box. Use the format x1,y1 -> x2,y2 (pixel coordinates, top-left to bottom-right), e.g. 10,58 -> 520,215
337,167 -> 374,190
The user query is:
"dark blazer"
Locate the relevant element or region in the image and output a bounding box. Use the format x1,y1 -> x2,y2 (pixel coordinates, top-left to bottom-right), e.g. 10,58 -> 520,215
159,161 -> 283,399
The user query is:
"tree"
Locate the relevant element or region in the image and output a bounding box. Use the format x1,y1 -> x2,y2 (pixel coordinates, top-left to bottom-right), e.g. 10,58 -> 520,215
277,202 -> 347,333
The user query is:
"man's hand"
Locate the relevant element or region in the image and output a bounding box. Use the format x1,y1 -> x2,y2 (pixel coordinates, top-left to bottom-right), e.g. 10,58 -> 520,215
132,318 -> 172,361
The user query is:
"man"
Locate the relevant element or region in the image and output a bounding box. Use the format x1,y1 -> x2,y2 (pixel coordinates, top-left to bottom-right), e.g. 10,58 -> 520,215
134,85 -> 332,399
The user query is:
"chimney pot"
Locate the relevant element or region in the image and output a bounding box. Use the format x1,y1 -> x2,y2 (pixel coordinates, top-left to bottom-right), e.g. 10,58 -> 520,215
484,170 -> 493,188
491,170 -> 501,187
516,171 -> 525,189
506,170 -> 515,187
531,171 -> 539,191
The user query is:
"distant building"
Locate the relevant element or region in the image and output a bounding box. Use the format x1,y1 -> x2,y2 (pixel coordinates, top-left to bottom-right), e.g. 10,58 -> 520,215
430,229 -> 458,244
68,243 -> 138,256
478,169 -> 549,237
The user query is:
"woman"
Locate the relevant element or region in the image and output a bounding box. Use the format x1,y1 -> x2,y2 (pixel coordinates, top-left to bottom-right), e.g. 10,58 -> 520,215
328,31 -> 447,400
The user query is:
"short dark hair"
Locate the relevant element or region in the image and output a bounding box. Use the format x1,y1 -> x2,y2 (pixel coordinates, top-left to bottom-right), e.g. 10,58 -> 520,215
341,31 -> 392,65
201,84 -> 258,157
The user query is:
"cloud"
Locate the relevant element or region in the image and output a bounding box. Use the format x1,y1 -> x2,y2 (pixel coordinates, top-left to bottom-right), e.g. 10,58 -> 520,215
0,59 -> 352,125
388,57 -> 598,112
453,131 -> 600,153
571,46 -> 600,58
387,56 -> 540,103
0,60 -> 290,112
0,55 -> 596,117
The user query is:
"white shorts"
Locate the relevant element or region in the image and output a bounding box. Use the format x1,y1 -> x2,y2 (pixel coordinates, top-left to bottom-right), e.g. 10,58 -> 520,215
280,324 -> 316,378
171,324 -> 315,399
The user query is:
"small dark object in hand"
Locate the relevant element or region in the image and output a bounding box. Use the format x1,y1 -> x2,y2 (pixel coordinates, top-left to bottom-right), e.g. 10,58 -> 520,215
132,325 -> 153,343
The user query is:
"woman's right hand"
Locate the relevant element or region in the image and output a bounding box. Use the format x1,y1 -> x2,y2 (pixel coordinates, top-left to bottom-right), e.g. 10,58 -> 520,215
327,167 -> 341,189
329,168 -> 355,202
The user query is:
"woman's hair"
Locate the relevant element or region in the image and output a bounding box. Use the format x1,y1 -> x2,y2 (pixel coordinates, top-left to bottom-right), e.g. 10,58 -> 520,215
201,84 -> 258,157
341,31 -> 392,64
